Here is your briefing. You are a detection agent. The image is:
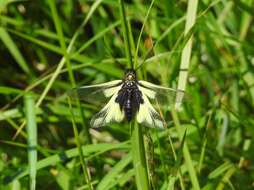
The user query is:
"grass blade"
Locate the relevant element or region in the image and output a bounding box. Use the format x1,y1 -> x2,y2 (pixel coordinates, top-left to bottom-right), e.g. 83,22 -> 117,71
119,0 -> 133,68
171,108 -> 200,190
47,0 -> 75,86
131,122 -> 150,190
97,153 -> 132,190
134,0 -> 155,68
24,93 -> 37,190
0,27 -> 31,75
68,97 -> 93,190
216,166 -> 236,190
175,0 -> 199,109
4,142 -> 130,184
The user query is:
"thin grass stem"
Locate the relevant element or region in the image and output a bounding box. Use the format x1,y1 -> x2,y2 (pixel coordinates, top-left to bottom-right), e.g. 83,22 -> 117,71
131,122 -> 150,190
134,0 -> 155,69
68,97 -> 93,190
24,93 -> 37,190
172,0 -> 200,186
171,108 -> 200,190
175,0 -> 199,109
119,0 -> 133,68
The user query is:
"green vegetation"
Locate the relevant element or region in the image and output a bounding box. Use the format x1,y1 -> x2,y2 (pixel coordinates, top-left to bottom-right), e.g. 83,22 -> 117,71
0,0 -> 254,189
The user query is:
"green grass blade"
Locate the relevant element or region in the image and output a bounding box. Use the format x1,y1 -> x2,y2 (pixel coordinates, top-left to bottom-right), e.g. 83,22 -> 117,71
216,166 -> 236,190
0,15 -> 24,26
119,0 -> 133,68
208,161 -> 234,179
0,86 -> 23,94
24,93 -> 37,190
47,0 -> 67,52
97,153 -> 132,190
68,97 -> 93,190
7,29 -> 63,54
0,27 -> 31,75
134,0 -> 155,67
175,0 -> 199,109
116,169 -> 135,187
75,20 -> 121,55
172,0 -> 200,186
131,122 -> 150,190
4,142 -> 130,184
47,0 -> 75,86
171,108 -> 200,190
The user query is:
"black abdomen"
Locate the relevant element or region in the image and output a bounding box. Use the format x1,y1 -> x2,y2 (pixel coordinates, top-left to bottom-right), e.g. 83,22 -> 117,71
115,84 -> 143,122
124,99 -> 132,122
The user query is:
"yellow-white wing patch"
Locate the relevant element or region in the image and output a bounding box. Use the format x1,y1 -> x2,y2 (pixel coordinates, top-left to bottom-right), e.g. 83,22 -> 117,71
138,86 -> 156,99
136,94 -> 164,129
77,80 -> 122,98
103,85 -> 120,97
90,87 -> 124,128
138,80 -> 185,104
79,80 -> 122,89
139,80 -> 171,90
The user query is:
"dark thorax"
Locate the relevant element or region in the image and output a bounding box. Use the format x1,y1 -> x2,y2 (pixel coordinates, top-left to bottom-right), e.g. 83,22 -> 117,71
115,69 -> 144,122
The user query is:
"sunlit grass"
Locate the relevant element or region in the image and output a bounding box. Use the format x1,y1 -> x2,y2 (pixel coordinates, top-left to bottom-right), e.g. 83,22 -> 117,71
0,0 -> 253,189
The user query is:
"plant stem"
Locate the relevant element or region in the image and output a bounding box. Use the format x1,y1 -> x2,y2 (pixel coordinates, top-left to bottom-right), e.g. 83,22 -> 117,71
68,97 -> 93,190
131,122 -> 150,190
119,0 -> 133,68
25,93 -> 37,190
175,0 -> 199,109
171,108 -> 200,190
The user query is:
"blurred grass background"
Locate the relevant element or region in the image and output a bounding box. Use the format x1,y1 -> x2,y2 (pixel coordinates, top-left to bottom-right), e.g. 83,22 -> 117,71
0,0 -> 254,189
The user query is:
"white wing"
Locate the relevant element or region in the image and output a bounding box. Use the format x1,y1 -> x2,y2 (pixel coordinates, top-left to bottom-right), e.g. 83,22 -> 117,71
71,80 -> 123,100
136,92 -> 165,129
138,80 -> 185,103
90,85 -> 124,128
68,80 -> 124,128
136,80 -> 186,129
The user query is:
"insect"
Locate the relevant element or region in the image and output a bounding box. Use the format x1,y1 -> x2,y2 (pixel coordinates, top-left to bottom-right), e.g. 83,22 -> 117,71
69,69 -> 185,128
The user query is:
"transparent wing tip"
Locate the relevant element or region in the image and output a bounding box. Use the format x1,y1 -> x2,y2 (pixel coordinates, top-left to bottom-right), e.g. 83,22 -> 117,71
174,91 -> 185,110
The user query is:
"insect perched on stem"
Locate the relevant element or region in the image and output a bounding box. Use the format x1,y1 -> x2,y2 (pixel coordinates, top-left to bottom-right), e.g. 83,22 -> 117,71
69,69 -> 185,129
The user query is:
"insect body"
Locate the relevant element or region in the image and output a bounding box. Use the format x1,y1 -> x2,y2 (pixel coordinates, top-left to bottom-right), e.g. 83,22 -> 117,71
116,70 -> 143,122
69,69 -> 184,129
